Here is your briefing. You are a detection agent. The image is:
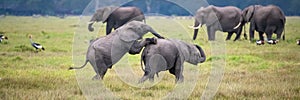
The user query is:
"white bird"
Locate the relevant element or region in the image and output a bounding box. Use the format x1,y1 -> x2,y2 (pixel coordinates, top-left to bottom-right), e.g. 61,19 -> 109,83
267,39 -> 278,45
256,40 -> 264,45
29,35 -> 45,51
0,34 -> 8,43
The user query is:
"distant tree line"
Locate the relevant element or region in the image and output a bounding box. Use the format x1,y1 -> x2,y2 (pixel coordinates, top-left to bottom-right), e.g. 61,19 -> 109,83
0,0 -> 91,16
0,0 -> 299,16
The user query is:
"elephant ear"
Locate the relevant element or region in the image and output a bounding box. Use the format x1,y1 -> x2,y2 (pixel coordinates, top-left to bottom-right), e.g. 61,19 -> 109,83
101,6 -> 118,22
206,6 -> 219,26
244,6 -> 255,22
172,39 -> 190,61
119,27 -> 141,42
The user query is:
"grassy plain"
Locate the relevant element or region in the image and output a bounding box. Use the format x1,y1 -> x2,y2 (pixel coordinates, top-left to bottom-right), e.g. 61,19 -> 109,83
0,16 -> 299,99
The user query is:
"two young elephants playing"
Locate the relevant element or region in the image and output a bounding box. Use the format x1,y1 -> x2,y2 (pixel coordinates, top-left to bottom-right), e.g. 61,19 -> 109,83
69,21 -> 206,83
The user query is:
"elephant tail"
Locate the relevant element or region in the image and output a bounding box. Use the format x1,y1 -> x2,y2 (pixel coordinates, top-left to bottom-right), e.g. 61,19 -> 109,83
281,18 -> 286,40
283,28 -> 285,40
69,60 -> 89,70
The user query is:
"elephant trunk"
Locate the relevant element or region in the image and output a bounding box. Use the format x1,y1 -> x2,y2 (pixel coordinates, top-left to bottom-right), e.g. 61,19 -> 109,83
149,27 -> 165,39
195,45 -> 206,63
88,21 -> 95,32
193,20 -> 201,40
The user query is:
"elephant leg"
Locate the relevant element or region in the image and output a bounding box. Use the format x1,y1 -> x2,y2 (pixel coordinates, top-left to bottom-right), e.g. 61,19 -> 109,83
234,27 -> 243,41
92,51 -> 108,80
174,60 -> 184,83
275,28 -> 284,40
265,26 -> 276,41
249,23 -> 256,42
99,66 -> 108,79
149,73 -> 155,82
138,67 -> 151,83
258,32 -> 264,41
226,32 -> 234,40
207,27 -> 216,41
93,63 -> 108,80
174,68 -> 184,83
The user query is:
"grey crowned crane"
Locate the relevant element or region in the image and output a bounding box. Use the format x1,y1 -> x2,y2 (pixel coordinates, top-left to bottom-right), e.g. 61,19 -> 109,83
29,35 -> 45,51
0,34 -> 8,43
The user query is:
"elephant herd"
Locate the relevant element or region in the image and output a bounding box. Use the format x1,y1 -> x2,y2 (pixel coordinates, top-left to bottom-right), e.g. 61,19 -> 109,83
191,5 -> 286,44
70,4 -> 286,83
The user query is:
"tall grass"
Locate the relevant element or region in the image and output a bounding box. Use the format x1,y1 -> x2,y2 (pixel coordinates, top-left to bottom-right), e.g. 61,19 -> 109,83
0,16 -> 299,99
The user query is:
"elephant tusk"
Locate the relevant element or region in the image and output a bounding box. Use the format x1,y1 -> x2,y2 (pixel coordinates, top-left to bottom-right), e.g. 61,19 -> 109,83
188,24 -> 202,29
233,22 -> 241,29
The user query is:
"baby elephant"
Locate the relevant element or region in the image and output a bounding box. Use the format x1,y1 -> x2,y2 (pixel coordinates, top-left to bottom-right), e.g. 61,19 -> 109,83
69,21 -> 164,80
139,38 -> 206,83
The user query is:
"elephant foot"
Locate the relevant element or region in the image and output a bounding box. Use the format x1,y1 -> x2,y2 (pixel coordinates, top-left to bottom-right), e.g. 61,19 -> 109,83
175,78 -> 184,84
92,75 -> 102,80
256,40 -> 265,45
138,76 -> 148,84
138,79 -> 145,84
149,78 -> 154,82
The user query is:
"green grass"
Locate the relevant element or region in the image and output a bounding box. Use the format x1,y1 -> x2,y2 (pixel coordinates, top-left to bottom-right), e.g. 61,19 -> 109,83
0,16 -> 300,99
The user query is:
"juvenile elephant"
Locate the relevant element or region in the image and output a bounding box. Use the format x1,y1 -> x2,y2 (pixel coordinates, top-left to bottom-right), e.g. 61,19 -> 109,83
88,6 -> 145,35
242,5 -> 286,43
191,5 -> 243,41
139,38 -> 206,83
70,21 -> 164,80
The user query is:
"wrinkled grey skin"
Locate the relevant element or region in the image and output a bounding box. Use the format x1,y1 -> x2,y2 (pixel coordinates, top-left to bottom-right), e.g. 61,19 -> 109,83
242,5 -> 286,42
88,6 -> 145,35
192,5 -> 243,41
70,21 -> 164,80
139,39 -> 206,83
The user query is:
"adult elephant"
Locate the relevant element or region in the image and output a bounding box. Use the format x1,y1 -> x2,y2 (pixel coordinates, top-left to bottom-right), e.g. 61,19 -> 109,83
138,38 -> 206,83
191,5 -> 243,41
69,21 -> 164,80
88,6 -> 145,35
242,5 -> 286,43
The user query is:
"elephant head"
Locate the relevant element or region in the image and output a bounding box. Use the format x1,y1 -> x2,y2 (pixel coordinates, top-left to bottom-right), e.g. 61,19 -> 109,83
118,21 -> 164,42
88,6 -> 118,32
191,45 -> 206,64
242,5 -> 262,23
175,40 -> 206,65
192,6 -> 219,40
242,6 -> 254,23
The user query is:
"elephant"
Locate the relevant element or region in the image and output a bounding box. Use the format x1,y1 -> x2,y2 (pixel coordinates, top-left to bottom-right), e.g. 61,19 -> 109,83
88,6 -> 145,35
69,21 -> 164,80
191,5 -> 243,41
242,5 -> 286,44
138,38 -> 206,83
